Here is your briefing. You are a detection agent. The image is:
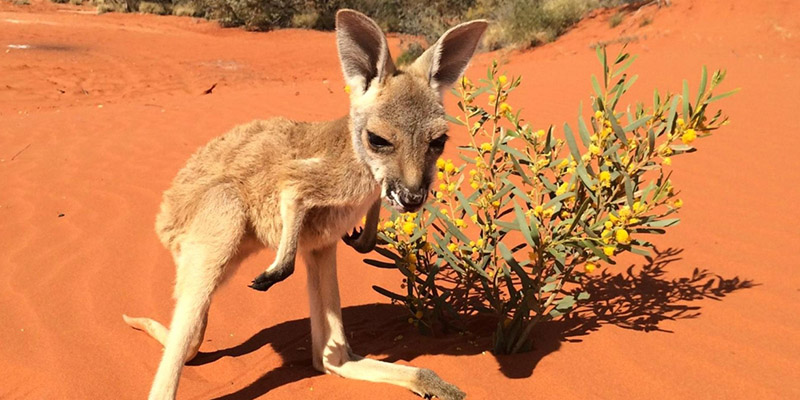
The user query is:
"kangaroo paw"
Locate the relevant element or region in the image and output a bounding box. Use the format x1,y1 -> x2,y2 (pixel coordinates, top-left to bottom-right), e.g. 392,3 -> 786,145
415,369 -> 466,400
249,261 -> 295,291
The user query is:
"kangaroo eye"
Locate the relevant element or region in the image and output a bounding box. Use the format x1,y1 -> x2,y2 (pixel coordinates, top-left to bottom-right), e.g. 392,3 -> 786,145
367,131 -> 392,150
429,134 -> 448,151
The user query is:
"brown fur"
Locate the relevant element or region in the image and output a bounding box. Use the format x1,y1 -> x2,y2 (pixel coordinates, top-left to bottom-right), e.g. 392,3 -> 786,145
123,9 -> 486,400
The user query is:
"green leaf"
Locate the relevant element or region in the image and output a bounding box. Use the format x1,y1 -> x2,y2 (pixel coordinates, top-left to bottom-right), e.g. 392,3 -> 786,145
564,123 -> 582,161
364,259 -> 397,269
591,74 -> 603,98
644,218 -> 681,228
682,80 -> 690,121
498,243 -> 534,287
513,201 -> 539,246
544,192 -> 576,209
556,295 -> 575,311
705,88 -> 740,103
445,114 -> 465,126
607,111 -> 627,143
372,285 -> 406,302
624,116 -> 651,132
428,207 -> 471,244
697,65 -> 708,106
665,96 -> 680,136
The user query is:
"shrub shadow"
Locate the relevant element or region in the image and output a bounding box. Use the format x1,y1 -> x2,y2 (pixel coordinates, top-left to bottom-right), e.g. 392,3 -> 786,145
205,247 -> 753,399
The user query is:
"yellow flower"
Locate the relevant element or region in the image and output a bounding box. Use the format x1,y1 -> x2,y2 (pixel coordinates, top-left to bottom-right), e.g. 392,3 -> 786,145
402,221 -> 416,235
488,94 -> 496,104
469,169 -> 478,176
601,229 -> 612,238
585,262 -> 597,274
448,183 -> 456,192
491,200 -> 501,208
674,198 -> 684,208
618,206 -> 632,219
629,218 -> 640,224
470,182 -> 479,190
558,159 -> 569,169
676,118 -> 685,127
436,158 -> 446,169
604,221 -> 613,229
556,182 -> 569,196
383,221 -> 394,229
543,207 -> 555,218
445,161 -> 455,173
461,76 -> 470,86
594,110 -> 603,119
599,170 -> 611,184
603,246 -> 615,257
344,85 -> 351,94
439,183 -> 447,191
476,238 -> 485,248
447,243 -> 458,252
498,75 -> 508,85
533,205 -> 544,216
440,208 -> 448,215
535,129 -> 546,138
454,219 -> 466,228
616,228 -> 630,244
662,157 -> 672,166
480,142 -> 493,152
470,214 -> 479,223
609,214 -> 619,223
499,103 -> 511,113
632,201 -> 643,213
436,192 -> 444,199
589,144 -> 601,156
682,129 -> 697,144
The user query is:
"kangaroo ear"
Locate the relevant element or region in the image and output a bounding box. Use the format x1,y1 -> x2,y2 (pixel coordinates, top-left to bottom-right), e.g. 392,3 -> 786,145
336,9 -> 396,95
411,20 -> 488,96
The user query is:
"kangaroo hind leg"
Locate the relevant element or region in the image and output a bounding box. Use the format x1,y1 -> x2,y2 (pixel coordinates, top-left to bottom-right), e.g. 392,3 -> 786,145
304,243 -> 465,400
147,186 -> 246,400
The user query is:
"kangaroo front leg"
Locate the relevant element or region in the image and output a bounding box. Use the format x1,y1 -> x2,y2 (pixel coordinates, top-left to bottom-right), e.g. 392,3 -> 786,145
342,198 -> 381,254
250,190 -> 305,291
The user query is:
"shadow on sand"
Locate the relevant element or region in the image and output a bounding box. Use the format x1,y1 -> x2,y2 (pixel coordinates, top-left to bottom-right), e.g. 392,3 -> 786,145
198,247 -> 753,399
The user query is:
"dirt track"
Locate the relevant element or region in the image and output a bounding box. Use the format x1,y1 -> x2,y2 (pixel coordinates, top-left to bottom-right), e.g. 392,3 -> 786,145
1,0 -> 799,398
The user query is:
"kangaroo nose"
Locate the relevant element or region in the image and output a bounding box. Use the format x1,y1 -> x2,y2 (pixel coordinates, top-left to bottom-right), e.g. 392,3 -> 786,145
399,190 -> 426,210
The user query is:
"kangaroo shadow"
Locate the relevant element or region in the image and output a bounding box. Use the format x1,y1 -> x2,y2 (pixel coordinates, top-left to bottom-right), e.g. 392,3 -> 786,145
202,247 -> 754,399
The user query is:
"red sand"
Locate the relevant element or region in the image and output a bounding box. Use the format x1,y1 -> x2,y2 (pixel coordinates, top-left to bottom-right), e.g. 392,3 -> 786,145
1,0 -> 799,398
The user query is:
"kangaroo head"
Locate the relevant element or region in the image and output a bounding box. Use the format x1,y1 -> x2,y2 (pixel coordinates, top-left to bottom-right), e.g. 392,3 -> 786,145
336,9 -> 487,213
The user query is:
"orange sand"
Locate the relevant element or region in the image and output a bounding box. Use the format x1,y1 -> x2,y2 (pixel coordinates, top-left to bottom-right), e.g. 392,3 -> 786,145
1,0 -> 798,398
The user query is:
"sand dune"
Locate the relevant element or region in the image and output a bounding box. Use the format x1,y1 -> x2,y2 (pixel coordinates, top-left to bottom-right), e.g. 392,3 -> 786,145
1,0 -> 798,398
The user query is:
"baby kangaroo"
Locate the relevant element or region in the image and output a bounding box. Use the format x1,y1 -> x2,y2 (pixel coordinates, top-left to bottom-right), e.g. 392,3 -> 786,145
123,9 -> 486,400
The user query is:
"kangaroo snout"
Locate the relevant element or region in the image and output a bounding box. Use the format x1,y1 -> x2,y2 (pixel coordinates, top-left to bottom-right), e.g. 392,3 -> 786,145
387,181 -> 428,212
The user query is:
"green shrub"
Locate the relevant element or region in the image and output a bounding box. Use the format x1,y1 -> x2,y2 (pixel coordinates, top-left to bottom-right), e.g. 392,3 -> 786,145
609,11 -> 624,27
368,48 -> 736,354
396,42 -> 425,66
172,2 -> 202,17
139,1 -> 168,14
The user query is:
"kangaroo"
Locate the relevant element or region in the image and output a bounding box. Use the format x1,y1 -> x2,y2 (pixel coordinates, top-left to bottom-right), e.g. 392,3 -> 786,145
122,9 -> 486,400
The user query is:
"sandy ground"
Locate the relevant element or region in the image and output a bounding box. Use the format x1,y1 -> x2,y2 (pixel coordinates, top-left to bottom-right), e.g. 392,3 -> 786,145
1,0 -> 799,398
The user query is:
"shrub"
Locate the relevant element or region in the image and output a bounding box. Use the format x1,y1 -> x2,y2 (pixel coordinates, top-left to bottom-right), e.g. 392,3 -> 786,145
139,1 -> 168,14
609,11 -> 624,27
172,2 -> 202,17
367,48 -> 736,354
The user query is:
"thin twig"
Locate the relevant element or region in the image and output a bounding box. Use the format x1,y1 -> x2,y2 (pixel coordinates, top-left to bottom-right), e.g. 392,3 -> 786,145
10,143 -> 31,161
